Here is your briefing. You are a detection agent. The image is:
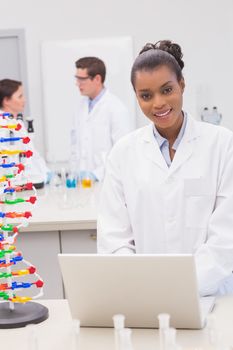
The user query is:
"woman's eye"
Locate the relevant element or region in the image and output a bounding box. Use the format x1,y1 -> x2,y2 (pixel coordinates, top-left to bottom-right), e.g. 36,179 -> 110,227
140,93 -> 151,101
163,87 -> 172,94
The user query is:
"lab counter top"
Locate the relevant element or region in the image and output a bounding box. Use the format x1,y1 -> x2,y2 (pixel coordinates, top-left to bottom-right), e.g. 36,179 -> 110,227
21,184 -> 100,232
1,296 -> 233,349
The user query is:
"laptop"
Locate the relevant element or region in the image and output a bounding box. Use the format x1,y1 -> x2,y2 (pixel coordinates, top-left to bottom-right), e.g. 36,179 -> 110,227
58,254 -> 215,329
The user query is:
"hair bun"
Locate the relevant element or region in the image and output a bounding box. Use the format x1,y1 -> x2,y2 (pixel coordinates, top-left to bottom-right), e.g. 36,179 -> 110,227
155,40 -> 184,69
139,40 -> 184,70
139,43 -> 156,55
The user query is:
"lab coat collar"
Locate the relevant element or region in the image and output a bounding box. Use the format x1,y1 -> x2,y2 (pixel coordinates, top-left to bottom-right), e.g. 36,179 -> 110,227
141,113 -> 200,173
85,89 -> 109,120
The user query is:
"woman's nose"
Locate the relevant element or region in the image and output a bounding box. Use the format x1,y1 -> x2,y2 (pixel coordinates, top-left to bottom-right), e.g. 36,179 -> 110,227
152,94 -> 165,109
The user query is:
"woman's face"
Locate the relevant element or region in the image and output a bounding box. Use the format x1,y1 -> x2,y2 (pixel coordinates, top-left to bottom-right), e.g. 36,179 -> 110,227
134,65 -> 185,136
3,85 -> 26,115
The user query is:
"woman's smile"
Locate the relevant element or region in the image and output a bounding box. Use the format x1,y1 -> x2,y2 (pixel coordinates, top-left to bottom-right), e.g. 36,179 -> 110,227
153,108 -> 172,118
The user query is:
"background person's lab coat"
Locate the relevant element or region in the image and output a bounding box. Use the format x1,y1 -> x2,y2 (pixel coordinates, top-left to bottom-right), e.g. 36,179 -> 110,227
71,89 -> 134,181
97,114 -> 233,296
0,111 -> 49,184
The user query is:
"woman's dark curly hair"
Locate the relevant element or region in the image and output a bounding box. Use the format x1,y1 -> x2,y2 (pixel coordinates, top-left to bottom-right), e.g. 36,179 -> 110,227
131,40 -> 184,89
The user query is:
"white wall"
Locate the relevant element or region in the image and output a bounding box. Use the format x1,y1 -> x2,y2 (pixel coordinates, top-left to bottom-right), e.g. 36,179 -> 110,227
0,0 -> 232,155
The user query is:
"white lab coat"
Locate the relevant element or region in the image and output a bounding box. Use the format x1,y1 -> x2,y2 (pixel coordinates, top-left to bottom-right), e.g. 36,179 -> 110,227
72,89 -> 134,181
97,114 -> 233,296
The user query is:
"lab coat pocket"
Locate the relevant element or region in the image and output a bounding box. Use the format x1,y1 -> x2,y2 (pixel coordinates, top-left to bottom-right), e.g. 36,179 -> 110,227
184,178 -> 215,228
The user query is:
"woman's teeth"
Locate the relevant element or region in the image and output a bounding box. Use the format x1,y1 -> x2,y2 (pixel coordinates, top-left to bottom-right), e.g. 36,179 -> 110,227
154,109 -> 171,117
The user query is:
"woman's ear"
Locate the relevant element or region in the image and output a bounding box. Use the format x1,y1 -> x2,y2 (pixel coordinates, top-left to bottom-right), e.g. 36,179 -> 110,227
2,96 -> 10,109
179,78 -> 185,92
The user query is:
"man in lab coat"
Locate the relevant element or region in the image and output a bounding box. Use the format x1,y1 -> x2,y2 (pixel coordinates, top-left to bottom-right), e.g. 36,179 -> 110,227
71,57 -> 133,181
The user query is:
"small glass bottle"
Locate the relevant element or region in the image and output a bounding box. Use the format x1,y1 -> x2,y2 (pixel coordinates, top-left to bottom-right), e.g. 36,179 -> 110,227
212,106 -> 222,125
201,107 -> 209,122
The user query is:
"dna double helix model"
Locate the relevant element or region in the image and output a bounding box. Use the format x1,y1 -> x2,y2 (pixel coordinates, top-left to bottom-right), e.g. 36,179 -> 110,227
0,113 -> 44,307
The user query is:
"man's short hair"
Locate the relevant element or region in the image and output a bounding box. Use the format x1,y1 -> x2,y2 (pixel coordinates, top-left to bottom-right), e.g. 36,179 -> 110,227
75,57 -> 106,83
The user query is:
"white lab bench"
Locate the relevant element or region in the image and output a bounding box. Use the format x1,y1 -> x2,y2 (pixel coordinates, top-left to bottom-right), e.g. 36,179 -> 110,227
0,296 -> 233,349
16,184 -> 100,299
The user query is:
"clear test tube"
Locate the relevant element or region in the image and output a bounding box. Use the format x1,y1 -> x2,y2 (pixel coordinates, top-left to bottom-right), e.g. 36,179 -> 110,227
71,319 -> 80,350
60,167 -> 67,188
158,313 -> 170,350
113,314 -> 125,350
164,327 -> 177,350
206,314 -> 217,345
206,314 -> 224,348
118,328 -> 134,350
26,324 -> 38,350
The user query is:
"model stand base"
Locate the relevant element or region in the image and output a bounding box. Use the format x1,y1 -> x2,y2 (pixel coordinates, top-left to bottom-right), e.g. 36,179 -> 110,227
0,302 -> 49,328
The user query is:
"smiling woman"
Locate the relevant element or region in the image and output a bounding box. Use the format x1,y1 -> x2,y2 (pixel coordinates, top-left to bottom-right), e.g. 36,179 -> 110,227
97,40 -> 233,297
